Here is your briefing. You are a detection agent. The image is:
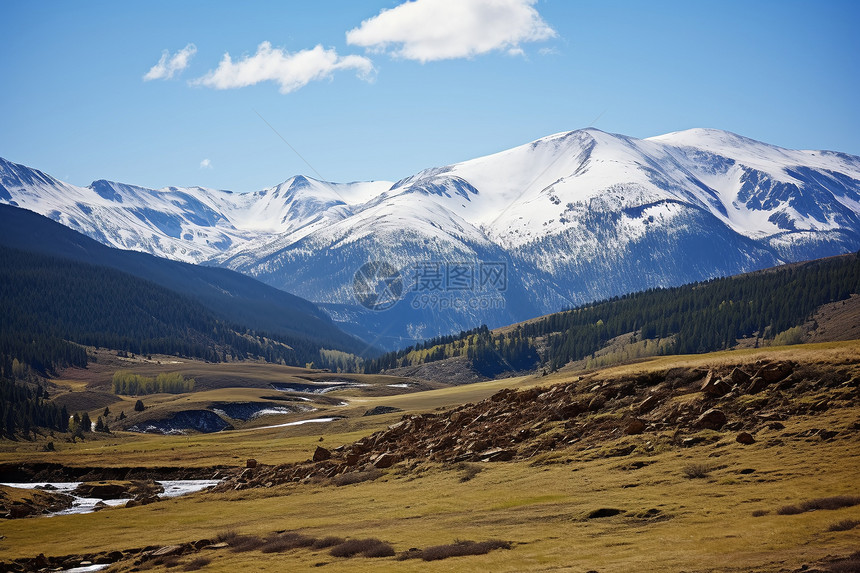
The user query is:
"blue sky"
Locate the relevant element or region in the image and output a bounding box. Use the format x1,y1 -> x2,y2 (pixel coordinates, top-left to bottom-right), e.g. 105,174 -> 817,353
1,0 -> 858,192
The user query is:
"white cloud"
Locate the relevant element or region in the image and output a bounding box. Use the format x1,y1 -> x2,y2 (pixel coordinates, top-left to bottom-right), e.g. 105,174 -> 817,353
346,0 -> 556,63
193,42 -> 375,94
144,44 -> 197,81
200,158 -> 212,169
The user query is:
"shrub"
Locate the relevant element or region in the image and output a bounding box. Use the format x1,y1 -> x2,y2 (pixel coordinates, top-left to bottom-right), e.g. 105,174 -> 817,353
457,463 -> 483,482
229,535 -> 265,553
329,538 -> 394,558
182,557 -> 212,571
418,540 -> 512,561
214,529 -> 239,544
827,519 -> 860,532
261,532 -> 316,553
682,463 -> 711,479
777,495 -> 860,515
312,536 -> 345,549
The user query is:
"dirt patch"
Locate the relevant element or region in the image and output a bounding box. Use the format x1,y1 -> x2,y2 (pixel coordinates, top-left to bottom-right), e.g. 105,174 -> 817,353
804,294 -> 860,343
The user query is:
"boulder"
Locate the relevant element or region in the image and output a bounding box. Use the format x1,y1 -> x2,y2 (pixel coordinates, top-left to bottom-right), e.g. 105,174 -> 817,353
694,408 -> 727,430
730,367 -> 752,387
747,377 -> 769,394
736,432 -> 755,445
313,446 -> 331,462
701,371 -> 731,397
370,452 -> 399,469
245,459 -> 257,469
73,482 -> 130,500
624,419 -> 646,435
755,362 -> 793,383
150,545 -> 183,557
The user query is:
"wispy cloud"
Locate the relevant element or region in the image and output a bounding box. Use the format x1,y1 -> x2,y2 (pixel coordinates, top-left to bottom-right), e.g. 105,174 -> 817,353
346,0 -> 556,63
143,44 -> 197,81
192,42 -> 375,94
199,158 -> 212,169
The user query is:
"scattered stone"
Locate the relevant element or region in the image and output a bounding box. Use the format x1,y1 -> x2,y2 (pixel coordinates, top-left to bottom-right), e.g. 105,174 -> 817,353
371,452 -> 399,469
748,377 -> 769,394
246,459 -> 257,469
701,371 -> 731,397
479,448 -> 515,462
313,447 -> 332,462
695,409 -> 727,430
755,362 -> 793,384
624,419 -> 646,435
637,395 -> 659,414
150,545 -> 183,557
730,367 -> 752,387
736,432 -> 755,445
588,395 -> 605,411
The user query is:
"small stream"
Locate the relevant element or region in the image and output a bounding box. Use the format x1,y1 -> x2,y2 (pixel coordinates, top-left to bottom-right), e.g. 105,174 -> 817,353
271,381 -> 368,394
1,479 -> 220,517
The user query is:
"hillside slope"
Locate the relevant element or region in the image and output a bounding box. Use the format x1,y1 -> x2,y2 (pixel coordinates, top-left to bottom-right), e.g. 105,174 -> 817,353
0,204 -> 369,356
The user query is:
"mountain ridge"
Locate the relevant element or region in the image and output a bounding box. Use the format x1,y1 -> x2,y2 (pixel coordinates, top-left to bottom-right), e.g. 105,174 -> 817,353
3,127 -> 860,347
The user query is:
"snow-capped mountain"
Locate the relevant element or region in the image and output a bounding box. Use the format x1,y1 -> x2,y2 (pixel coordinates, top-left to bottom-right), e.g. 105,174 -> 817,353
3,128 -> 859,349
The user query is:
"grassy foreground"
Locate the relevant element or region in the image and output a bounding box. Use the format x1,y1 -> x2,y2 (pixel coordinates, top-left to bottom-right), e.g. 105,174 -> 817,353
1,341 -> 859,571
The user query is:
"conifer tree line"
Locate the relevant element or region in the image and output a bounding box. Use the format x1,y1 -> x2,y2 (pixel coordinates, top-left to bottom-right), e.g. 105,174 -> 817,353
363,253 -> 860,374
0,378 -> 69,438
0,245 -> 340,376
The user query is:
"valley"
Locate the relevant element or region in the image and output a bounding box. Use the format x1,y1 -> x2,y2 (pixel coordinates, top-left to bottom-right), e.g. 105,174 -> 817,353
1,341 -> 859,572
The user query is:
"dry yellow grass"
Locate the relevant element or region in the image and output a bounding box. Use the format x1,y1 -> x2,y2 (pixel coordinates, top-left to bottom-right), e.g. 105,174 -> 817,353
2,402 -> 858,572
2,341 -> 859,571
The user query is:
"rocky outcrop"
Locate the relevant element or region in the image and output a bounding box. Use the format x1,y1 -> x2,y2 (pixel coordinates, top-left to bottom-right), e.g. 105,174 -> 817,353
73,480 -> 163,501
0,485 -> 73,519
212,360 -> 844,493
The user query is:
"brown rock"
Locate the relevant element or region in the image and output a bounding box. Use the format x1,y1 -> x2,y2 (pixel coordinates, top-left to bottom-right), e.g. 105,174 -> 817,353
624,419 -> 646,435
736,432 -> 755,445
747,377 -> 769,394
730,367 -> 752,387
479,448 -> 515,462
371,452 -> 399,469
345,453 -> 361,466
637,395 -> 659,414
137,495 -> 160,506
701,371 -> 731,397
73,482 -> 129,500
245,459 -> 257,469
588,395 -> 605,411
695,408 -> 727,430
313,446 -> 331,462
150,545 -> 183,557
755,362 -> 793,383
